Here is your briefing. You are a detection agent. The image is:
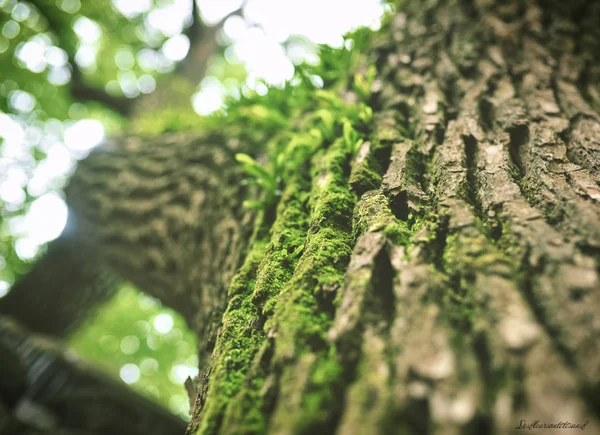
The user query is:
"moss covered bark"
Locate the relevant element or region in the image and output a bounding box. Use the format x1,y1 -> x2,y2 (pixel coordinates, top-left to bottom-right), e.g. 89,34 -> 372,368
188,0 -> 600,434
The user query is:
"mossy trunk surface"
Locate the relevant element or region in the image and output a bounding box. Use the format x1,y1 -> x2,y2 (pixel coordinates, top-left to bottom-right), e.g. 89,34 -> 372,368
188,1 -> 600,434
2,0 -> 600,434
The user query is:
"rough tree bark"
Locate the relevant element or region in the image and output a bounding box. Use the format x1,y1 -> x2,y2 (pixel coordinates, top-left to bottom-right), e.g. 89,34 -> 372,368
186,0 -> 600,433
2,0 -> 600,434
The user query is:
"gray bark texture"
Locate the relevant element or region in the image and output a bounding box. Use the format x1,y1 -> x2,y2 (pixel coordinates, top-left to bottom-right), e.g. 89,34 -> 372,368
317,0 -> 600,433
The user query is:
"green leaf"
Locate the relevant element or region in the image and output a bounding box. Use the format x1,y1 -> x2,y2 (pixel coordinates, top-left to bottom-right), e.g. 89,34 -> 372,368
342,120 -> 358,150
359,104 -> 373,123
313,109 -> 336,139
235,153 -> 278,193
315,90 -> 344,109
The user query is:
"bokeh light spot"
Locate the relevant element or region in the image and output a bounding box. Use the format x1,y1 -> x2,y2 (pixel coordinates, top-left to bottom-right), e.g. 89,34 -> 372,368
0,281 -> 9,298
2,20 -> 20,39
73,17 -> 101,43
140,358 -> 159,375
25,192 -> 68,244
147,333 -> 163,350
12,3 -> 31,22
46,46 -> 68,67
138,74 -> 156,94
48,67 -> 71,86
115,49 -> 135,70
15,237 -> 39,261
153,313 -> 174,334
113,0 -> 152,19
169,364 -> 198,385
64,119 -> 105,153
120,335 -> 141,355
9,90 -> 36,113
120,363 -> 141,384
59,0 -> 81,14
162,34 -> 190,62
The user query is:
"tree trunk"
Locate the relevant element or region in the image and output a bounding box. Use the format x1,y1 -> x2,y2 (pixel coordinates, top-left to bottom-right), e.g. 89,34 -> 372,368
2,0 -> 600,434
188,0 -> 600,433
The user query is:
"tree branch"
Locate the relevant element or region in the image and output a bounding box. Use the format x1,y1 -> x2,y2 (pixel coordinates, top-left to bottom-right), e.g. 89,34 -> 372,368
0,316 -> 187,434
70,67 -> 135,115
27,0 -> 246,116
27,0 -> 135,116
177,0 -> 246,84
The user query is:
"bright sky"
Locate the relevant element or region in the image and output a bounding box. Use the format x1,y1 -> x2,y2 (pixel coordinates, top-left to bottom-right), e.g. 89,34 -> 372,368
0,0 -> 385,294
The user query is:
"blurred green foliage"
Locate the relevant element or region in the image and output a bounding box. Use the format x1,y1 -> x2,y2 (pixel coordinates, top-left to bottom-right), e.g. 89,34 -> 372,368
225,26 -> 378,210
69,285 -> 198,419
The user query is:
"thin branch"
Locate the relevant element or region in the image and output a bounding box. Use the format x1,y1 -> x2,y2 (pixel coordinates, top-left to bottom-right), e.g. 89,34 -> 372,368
177,1 -> 246,84
70,68 -> 134,115
26,0 -> 134,115
27,0 -> 249,117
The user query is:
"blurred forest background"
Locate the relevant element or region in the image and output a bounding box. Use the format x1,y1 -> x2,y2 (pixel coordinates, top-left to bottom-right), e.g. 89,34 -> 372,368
0,0 -> 387,420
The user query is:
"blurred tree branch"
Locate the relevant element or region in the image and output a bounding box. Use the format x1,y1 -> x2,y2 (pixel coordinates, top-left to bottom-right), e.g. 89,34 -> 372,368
27,0 -> 135,115
70,68 -> 135,115
0,316 -> 187,434
176,0 -> 246,84
25,0 -> 244,117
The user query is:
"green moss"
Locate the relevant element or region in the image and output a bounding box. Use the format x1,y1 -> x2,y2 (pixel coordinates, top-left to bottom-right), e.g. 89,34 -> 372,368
353,191 -> 413,246
264,139 -> 356,432
196,172 -> 311,434
251,174 -> 312,310
404,145 -> 428,188
301,350 -> 344,429
349,145 -> 384,195
202,138 -> 357,434
198,170 -> 310,433
270,139 -> 355,349
193,24 -> 383,434
219,363 -> 270,434
196,240 -> 268,435
373,114 -> 404,143
444,232 -> 486,275
440,224 -> 517,330
494,219 -> 526,262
